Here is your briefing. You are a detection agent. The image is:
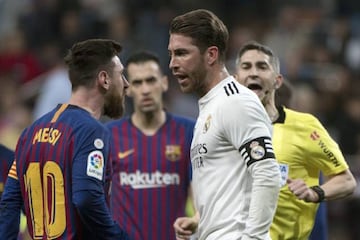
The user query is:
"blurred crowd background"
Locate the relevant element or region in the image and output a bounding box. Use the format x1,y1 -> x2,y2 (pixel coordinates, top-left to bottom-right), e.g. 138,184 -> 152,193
0,0 -> 359,239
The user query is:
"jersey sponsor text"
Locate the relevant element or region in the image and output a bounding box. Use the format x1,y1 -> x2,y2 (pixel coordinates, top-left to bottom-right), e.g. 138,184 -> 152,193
119,170 -> 180,189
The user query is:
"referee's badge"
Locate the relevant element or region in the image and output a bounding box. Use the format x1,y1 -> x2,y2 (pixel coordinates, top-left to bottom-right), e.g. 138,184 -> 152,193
165,145 -> 181,162
203,115 -> 212,133
279,163 -> 289,187
249,141 -> 265,160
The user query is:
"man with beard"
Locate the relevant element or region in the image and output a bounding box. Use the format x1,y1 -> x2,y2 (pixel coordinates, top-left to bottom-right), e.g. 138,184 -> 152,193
0,39 -> 129,240
235,41 -> 356,240
169,9 -> 281,240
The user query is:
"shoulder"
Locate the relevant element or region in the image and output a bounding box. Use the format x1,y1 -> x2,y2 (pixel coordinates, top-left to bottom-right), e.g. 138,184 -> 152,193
167,113 -> 196,127
0,144 -> 14,160
284,108 -> 323,127
105,116 -> 130,129
216,78 -> 262,110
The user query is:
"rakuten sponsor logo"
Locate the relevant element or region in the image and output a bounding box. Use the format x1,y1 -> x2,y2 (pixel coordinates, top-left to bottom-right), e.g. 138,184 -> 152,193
120,170 -> 180,189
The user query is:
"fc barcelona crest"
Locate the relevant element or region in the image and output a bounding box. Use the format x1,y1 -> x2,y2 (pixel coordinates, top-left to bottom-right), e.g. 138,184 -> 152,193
165,145 -> 181,162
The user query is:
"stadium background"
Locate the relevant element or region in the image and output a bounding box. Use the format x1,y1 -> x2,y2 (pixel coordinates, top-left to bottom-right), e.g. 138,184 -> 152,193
0,0 -> 359,239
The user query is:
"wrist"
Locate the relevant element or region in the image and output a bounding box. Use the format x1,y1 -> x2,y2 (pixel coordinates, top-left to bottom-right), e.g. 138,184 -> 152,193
310,185 -> 325,203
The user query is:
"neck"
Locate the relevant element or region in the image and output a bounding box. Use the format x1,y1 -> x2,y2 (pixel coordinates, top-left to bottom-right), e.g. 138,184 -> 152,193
198,65 -> 230,97
264,102 -> 278,123
132,110 -> 166,136
68,87 -> 103,120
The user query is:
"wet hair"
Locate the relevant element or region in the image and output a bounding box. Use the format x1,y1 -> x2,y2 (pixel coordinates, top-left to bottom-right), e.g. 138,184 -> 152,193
236,41 -> 280,73
169,9 -> 229,62
64,39 -> 122,90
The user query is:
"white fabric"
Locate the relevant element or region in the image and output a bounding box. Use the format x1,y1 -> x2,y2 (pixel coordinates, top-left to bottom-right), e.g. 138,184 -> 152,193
191,76 -> 281,240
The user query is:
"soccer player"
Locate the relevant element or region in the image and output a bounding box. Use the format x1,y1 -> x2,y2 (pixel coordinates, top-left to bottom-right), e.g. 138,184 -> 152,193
0,39 -> 130,240
107,51 -> 195,240
0,144 -> 14,200
169,9 -> 281,240
235,41 -> 356,240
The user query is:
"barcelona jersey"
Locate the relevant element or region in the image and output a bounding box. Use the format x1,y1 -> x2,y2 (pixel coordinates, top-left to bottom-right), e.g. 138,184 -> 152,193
107,113 -> 195,240
0,144 -> 14,198
0,104 -> 128,240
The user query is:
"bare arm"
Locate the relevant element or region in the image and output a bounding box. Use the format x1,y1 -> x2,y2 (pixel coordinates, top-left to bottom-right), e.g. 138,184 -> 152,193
321,169 -> 356,201
287,169 -> 356,203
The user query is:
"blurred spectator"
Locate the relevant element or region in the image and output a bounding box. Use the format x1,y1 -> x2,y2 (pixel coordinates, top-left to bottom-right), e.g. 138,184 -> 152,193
32,41 -> 71,121
0,29 -> 43,84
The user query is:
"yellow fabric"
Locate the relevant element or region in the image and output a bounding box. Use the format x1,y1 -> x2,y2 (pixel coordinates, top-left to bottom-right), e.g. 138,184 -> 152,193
270,107 -> 348,240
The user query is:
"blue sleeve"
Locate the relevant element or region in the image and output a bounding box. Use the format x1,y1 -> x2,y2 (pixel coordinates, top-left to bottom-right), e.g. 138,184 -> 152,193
309,174 -> 328,240
72,125 -> 129,239
0,177 -> 22,240
73,190 -> 129,240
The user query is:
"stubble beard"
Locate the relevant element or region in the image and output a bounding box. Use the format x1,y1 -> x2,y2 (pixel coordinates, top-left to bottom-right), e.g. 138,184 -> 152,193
103,88 -> 124,119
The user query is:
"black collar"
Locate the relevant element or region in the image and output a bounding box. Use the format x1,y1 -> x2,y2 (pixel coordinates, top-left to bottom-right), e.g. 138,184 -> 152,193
273,105 -> 286,124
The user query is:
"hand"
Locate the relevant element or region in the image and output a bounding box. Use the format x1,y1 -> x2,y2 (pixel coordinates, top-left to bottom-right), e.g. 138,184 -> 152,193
287,178 -> 319,202
173,216 -> 198,240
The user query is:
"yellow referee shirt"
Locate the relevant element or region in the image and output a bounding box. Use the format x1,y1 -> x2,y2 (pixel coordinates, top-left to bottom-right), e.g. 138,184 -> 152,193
270,106 -> 349,240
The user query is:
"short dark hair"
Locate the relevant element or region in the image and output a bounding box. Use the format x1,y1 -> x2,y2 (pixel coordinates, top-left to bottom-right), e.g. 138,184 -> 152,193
125,51 -> 162,77
169,9 -> 229,62
236,41 -> 280,73
126,51 -> 160,67
64,39 -> 122,90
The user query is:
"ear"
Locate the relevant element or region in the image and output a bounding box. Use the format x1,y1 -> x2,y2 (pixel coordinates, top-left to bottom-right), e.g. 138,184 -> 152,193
98,70 -> 110,90
274,74 -> 284,89
233,74 -> 239,81
206,46 -> 219,65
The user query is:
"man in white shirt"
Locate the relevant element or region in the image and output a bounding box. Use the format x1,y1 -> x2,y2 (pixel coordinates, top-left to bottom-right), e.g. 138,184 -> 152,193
168,9 -> 281,240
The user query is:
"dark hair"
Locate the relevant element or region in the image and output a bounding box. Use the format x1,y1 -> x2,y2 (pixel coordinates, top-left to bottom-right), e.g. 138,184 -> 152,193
169,9 -> 229,62
64,39 -> 122,90
125,51 -> 162,77
126,51 -> 160,67
236,41 -> 280,73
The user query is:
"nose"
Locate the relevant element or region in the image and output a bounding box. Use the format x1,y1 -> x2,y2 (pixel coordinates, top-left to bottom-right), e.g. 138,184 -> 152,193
122,74 -> 129,88
249,67 -> 258,77
169,55 -> 177,70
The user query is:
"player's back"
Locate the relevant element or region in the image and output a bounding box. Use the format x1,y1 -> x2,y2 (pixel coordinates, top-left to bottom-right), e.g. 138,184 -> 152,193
15,104 -> 108,239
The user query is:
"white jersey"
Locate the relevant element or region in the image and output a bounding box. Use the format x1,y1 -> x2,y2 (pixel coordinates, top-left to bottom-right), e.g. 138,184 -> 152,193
191,76 -> 281,240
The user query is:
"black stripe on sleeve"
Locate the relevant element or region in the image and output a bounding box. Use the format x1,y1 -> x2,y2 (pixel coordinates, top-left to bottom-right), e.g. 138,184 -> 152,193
239,136 -> 275,167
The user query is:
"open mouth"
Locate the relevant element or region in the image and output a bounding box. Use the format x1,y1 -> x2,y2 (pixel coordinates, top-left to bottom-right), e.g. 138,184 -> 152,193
247,83 -> 263,91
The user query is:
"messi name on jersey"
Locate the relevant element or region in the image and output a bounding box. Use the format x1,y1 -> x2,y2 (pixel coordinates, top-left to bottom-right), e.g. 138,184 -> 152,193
32,127 -> 62,146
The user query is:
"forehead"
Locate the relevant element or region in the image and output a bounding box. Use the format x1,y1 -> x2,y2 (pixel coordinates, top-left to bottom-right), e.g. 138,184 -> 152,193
112,55 -> 124,69
239,49 -> 271,64
127,61 -> 161,80
168,33 -> 196,50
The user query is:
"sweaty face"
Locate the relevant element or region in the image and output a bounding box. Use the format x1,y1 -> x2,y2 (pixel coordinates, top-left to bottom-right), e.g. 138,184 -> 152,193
168,34 -> 207,95
103,56 -> 129,119
236,50 -> 278,104
127,61 -> 167,114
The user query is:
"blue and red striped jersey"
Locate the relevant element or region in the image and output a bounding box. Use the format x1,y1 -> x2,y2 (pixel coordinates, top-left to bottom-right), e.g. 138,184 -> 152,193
0,144 -> 14,198
107,113 -> 195,240
0,104 -> 128,240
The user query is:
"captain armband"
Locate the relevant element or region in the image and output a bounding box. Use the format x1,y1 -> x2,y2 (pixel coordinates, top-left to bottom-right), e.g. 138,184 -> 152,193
239,136 -> 275,167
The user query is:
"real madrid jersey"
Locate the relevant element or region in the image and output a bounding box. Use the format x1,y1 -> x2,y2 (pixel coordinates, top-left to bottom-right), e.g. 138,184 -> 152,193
191,76 -> 281,240
270,106 -> 349,240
